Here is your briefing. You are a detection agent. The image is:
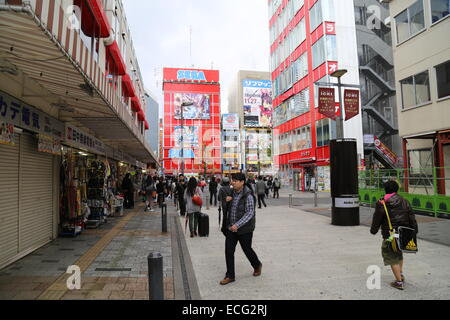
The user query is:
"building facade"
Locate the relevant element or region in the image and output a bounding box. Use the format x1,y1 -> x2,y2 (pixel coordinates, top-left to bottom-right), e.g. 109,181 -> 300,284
0,0 -> 156,269
144,90 -> 159,158
228,70 -> 274,176
221,113 -> 242,174
354,0 -> 402,169
268,0 -> 364,190
383,0 -> 450,195
162,68 -> 222,176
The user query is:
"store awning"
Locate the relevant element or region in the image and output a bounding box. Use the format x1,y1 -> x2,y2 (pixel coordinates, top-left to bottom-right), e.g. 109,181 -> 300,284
106,40 -> 126,75
144,120 -> 149,130
137,110 -> 145,121
121,74 -> 136,98
131,97 -> 141,112
74,0 -> 111,38
288,157 -> 316,164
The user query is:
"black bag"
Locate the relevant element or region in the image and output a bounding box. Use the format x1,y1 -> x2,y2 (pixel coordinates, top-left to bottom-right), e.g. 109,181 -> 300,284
398,226 -> 418,253
198,213 -> 209,237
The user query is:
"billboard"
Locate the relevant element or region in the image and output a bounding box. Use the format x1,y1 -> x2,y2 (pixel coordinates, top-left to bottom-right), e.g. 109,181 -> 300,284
174,93 -> 210,120
174,126 -> 199,148
243,79 -> 273,127
222,113 -> 239,130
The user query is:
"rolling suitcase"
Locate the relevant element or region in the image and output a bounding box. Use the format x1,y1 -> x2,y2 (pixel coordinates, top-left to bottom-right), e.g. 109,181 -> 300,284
198,213 -> 209,237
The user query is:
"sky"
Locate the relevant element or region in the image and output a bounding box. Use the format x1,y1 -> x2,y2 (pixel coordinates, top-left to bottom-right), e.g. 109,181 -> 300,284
122,0 -> 271,115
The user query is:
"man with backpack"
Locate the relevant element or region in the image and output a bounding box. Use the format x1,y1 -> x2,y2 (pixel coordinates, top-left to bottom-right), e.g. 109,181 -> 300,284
273,178 -> 281,199
370,180 -> 418,290
219,173 -> 262,285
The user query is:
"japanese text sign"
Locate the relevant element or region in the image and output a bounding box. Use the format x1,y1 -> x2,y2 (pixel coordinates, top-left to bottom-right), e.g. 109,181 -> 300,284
344,90 -> 360,121
318,87 -> 336,120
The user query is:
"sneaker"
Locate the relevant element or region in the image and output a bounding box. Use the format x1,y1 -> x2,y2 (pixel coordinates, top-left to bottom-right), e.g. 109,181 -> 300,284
220,277 -> 235,285
401,273 -> 405,282
150,208 -> 155,212
253,264 -> 262,277
390,281 -> 404,290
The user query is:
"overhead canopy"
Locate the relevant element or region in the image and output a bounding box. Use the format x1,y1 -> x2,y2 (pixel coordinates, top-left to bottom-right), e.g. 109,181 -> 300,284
137,110 -> 145,122
74,0 -> 111,38
106,40 -> 126,75
144,120 -> 149,130
131,97 -> 141,112
121,73 -> 136,98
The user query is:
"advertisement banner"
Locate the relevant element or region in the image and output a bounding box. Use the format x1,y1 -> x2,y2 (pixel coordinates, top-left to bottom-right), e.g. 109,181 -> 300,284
344,89 -> 360,121
222,113 -> 239,130
318,87 -> 336,120
223,153 -> 239,159
243,79 -> 273,127
174,126 -> 199,148
0,90 -> 64,139
169,149 -> 195,159
65,124 -> 105,155
374,136 -> 399,166
174,93 -> 210,120
0,121 -> 15,146
38,134 -> 61,155
223,140 -> 239,148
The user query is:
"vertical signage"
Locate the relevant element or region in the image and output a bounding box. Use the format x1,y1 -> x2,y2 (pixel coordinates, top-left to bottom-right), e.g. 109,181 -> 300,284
318,87 -> 336,120
344,90 -> 360,121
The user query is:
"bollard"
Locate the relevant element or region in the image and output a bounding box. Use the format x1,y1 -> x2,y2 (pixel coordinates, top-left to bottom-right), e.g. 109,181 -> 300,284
314,189 -> 318,207
148,252 -> 164,300
161,203 -> 167,233
289,194 -> 292,207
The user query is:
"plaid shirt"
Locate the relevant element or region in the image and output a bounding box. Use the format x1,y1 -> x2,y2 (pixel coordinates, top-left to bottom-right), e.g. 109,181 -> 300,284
230,188 -> 255,229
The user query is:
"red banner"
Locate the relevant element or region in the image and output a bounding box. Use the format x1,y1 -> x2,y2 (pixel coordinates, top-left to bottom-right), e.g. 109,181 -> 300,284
374,136 -> 399,166
344,89 -> 360,121
318,87 -> 336,120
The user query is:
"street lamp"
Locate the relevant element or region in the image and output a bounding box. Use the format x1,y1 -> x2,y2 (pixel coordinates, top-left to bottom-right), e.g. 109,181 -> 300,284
180,101 -> 194,175
330,69 -> 348,140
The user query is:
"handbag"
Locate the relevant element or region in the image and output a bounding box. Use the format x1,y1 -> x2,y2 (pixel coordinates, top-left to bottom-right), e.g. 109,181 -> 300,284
192,194 -> 203,206
381,200 -> 418,254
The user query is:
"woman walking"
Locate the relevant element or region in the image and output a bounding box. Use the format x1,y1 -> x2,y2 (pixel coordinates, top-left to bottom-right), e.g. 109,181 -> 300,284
184,177 -> 203,238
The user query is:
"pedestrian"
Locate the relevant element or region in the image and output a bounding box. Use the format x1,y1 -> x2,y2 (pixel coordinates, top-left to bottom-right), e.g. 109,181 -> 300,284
209,176 -> 218,207
273,178 -> 281,199
184,177 -> 203,238
176,176 -> 187,216
370,180 -> 418,291
156,176 -> 167,207
266,177 -> 273,198
121,173 -> 134,209
143,175 -> 156,212
255,176 -> 267,209
218,177 -> 233,224
220,173 -> 262,285
264,177 -> 270,198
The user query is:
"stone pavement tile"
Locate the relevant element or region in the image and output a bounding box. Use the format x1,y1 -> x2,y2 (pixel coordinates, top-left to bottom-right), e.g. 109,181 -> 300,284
34,283 -> 51,291
102,283 -> 125,291
108,290 -> 133,300
116,277 -> 138,284
81,277 -> 99,283
31,276 -> 58,283
86,290 -> 111,300
96,277 -> 119,283
124,282 -> 146,291
11,290 -> 42,300
0,290 -> 18,299
61,290 -> 90,300
132,290 -> 149,300
81,282 -> 105,291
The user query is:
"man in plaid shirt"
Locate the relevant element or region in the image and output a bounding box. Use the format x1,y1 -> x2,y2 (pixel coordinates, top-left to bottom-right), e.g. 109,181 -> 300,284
220,173 -> 262,285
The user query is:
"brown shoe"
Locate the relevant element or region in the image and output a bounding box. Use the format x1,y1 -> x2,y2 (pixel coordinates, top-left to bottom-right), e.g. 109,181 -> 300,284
253,264 -> 262,277
219,277 -> 235,285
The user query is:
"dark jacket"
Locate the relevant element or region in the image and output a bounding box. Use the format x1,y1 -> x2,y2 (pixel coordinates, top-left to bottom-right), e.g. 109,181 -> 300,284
121,177 -> 134,193
223,186 -> 256,235
218,184 -> 232,210
209,180 -> 218,193
370,193 -> 418,239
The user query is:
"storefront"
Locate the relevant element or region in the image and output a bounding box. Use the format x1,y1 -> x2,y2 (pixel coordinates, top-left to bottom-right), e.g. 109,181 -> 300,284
0,90 -> 63,269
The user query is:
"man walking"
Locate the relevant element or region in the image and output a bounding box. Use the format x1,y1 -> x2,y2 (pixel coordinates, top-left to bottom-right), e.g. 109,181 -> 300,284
209,176 -> 218,207
220,173 -> 262,285
273,178 -> 281,199
176,175 -> 187,216
255,176 -> 267,209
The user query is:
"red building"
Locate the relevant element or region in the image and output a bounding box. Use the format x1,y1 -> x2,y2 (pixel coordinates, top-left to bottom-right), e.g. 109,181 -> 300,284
162,68 -> 222,176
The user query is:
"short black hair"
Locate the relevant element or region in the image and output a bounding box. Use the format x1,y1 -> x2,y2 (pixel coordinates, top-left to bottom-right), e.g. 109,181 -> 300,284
384,180 -> 399,194
232,173 -> 246,182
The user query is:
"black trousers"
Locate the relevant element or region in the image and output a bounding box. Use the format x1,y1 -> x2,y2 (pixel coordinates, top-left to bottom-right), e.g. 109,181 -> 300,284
210,191 -> 217,206
257,194 -> 267,208
273,188 -> 279,199
178,198 -> 186,216
225,231 -> 261,279
124,191 -> 134,209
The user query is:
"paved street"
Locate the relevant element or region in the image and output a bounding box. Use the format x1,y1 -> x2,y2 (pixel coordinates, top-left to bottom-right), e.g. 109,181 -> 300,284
1,190 -> 450,300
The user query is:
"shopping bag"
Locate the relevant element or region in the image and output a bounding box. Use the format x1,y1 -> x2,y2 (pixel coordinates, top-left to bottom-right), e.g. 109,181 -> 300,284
398,226 -> 418,253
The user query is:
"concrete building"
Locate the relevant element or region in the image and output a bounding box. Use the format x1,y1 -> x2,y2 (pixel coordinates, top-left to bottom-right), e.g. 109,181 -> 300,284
267,0 -> 364,190
0,0 -> 156,269
144,90 -> 159,159
228,70 -> 274,176
382,0 -> 450,195
221,113 -> 241,175
354,0 -> 401,169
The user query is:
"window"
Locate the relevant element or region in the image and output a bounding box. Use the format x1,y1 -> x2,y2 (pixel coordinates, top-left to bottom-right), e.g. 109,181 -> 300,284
400,70 -> 431,108
395,0 -> 425,43
431,0 -> 450,23
436,60 -> 450,99
316,119 -> 335,147
309,0 -> 335,32
312,35 -> 337,69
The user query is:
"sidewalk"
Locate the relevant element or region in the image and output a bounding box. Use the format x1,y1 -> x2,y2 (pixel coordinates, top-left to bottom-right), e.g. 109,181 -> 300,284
0,202 -> 174,300
182,193 -> 450,300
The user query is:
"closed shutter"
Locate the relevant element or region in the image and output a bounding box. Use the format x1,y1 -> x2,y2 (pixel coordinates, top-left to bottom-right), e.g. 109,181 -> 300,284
0,134 -> 20,268
19,133 -> 53,252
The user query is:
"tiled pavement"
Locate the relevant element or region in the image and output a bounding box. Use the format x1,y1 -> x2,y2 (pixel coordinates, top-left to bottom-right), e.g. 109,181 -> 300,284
0,202 -> 175,300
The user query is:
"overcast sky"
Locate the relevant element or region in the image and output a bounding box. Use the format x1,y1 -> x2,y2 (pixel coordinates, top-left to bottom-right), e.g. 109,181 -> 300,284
122,0 -> 270,115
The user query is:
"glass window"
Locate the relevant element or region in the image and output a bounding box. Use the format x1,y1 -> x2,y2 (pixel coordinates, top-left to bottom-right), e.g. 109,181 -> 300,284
436,60 -> 450,99
431,0 -> 450,23
395,0 -> 425,43
400,76 -> 415,108
312,35 -> 335,69
400,71 -> 431,108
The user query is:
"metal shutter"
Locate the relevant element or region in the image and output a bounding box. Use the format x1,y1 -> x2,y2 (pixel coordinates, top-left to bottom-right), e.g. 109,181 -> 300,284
0,134 -> 20,269
18,133 -> 53,252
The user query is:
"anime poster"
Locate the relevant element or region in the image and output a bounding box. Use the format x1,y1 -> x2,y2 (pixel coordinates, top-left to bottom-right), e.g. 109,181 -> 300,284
174,93 -> 210,120
242,80 -> 273,127
174,126 -> 199,148
0,121 -> 14,146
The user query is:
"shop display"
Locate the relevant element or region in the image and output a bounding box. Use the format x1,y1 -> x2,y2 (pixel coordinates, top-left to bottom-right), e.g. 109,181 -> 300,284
86,160 -> 108,229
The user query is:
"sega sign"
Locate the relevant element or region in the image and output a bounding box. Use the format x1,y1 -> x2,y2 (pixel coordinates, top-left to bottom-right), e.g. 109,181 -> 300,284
177,70 -> 207,81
